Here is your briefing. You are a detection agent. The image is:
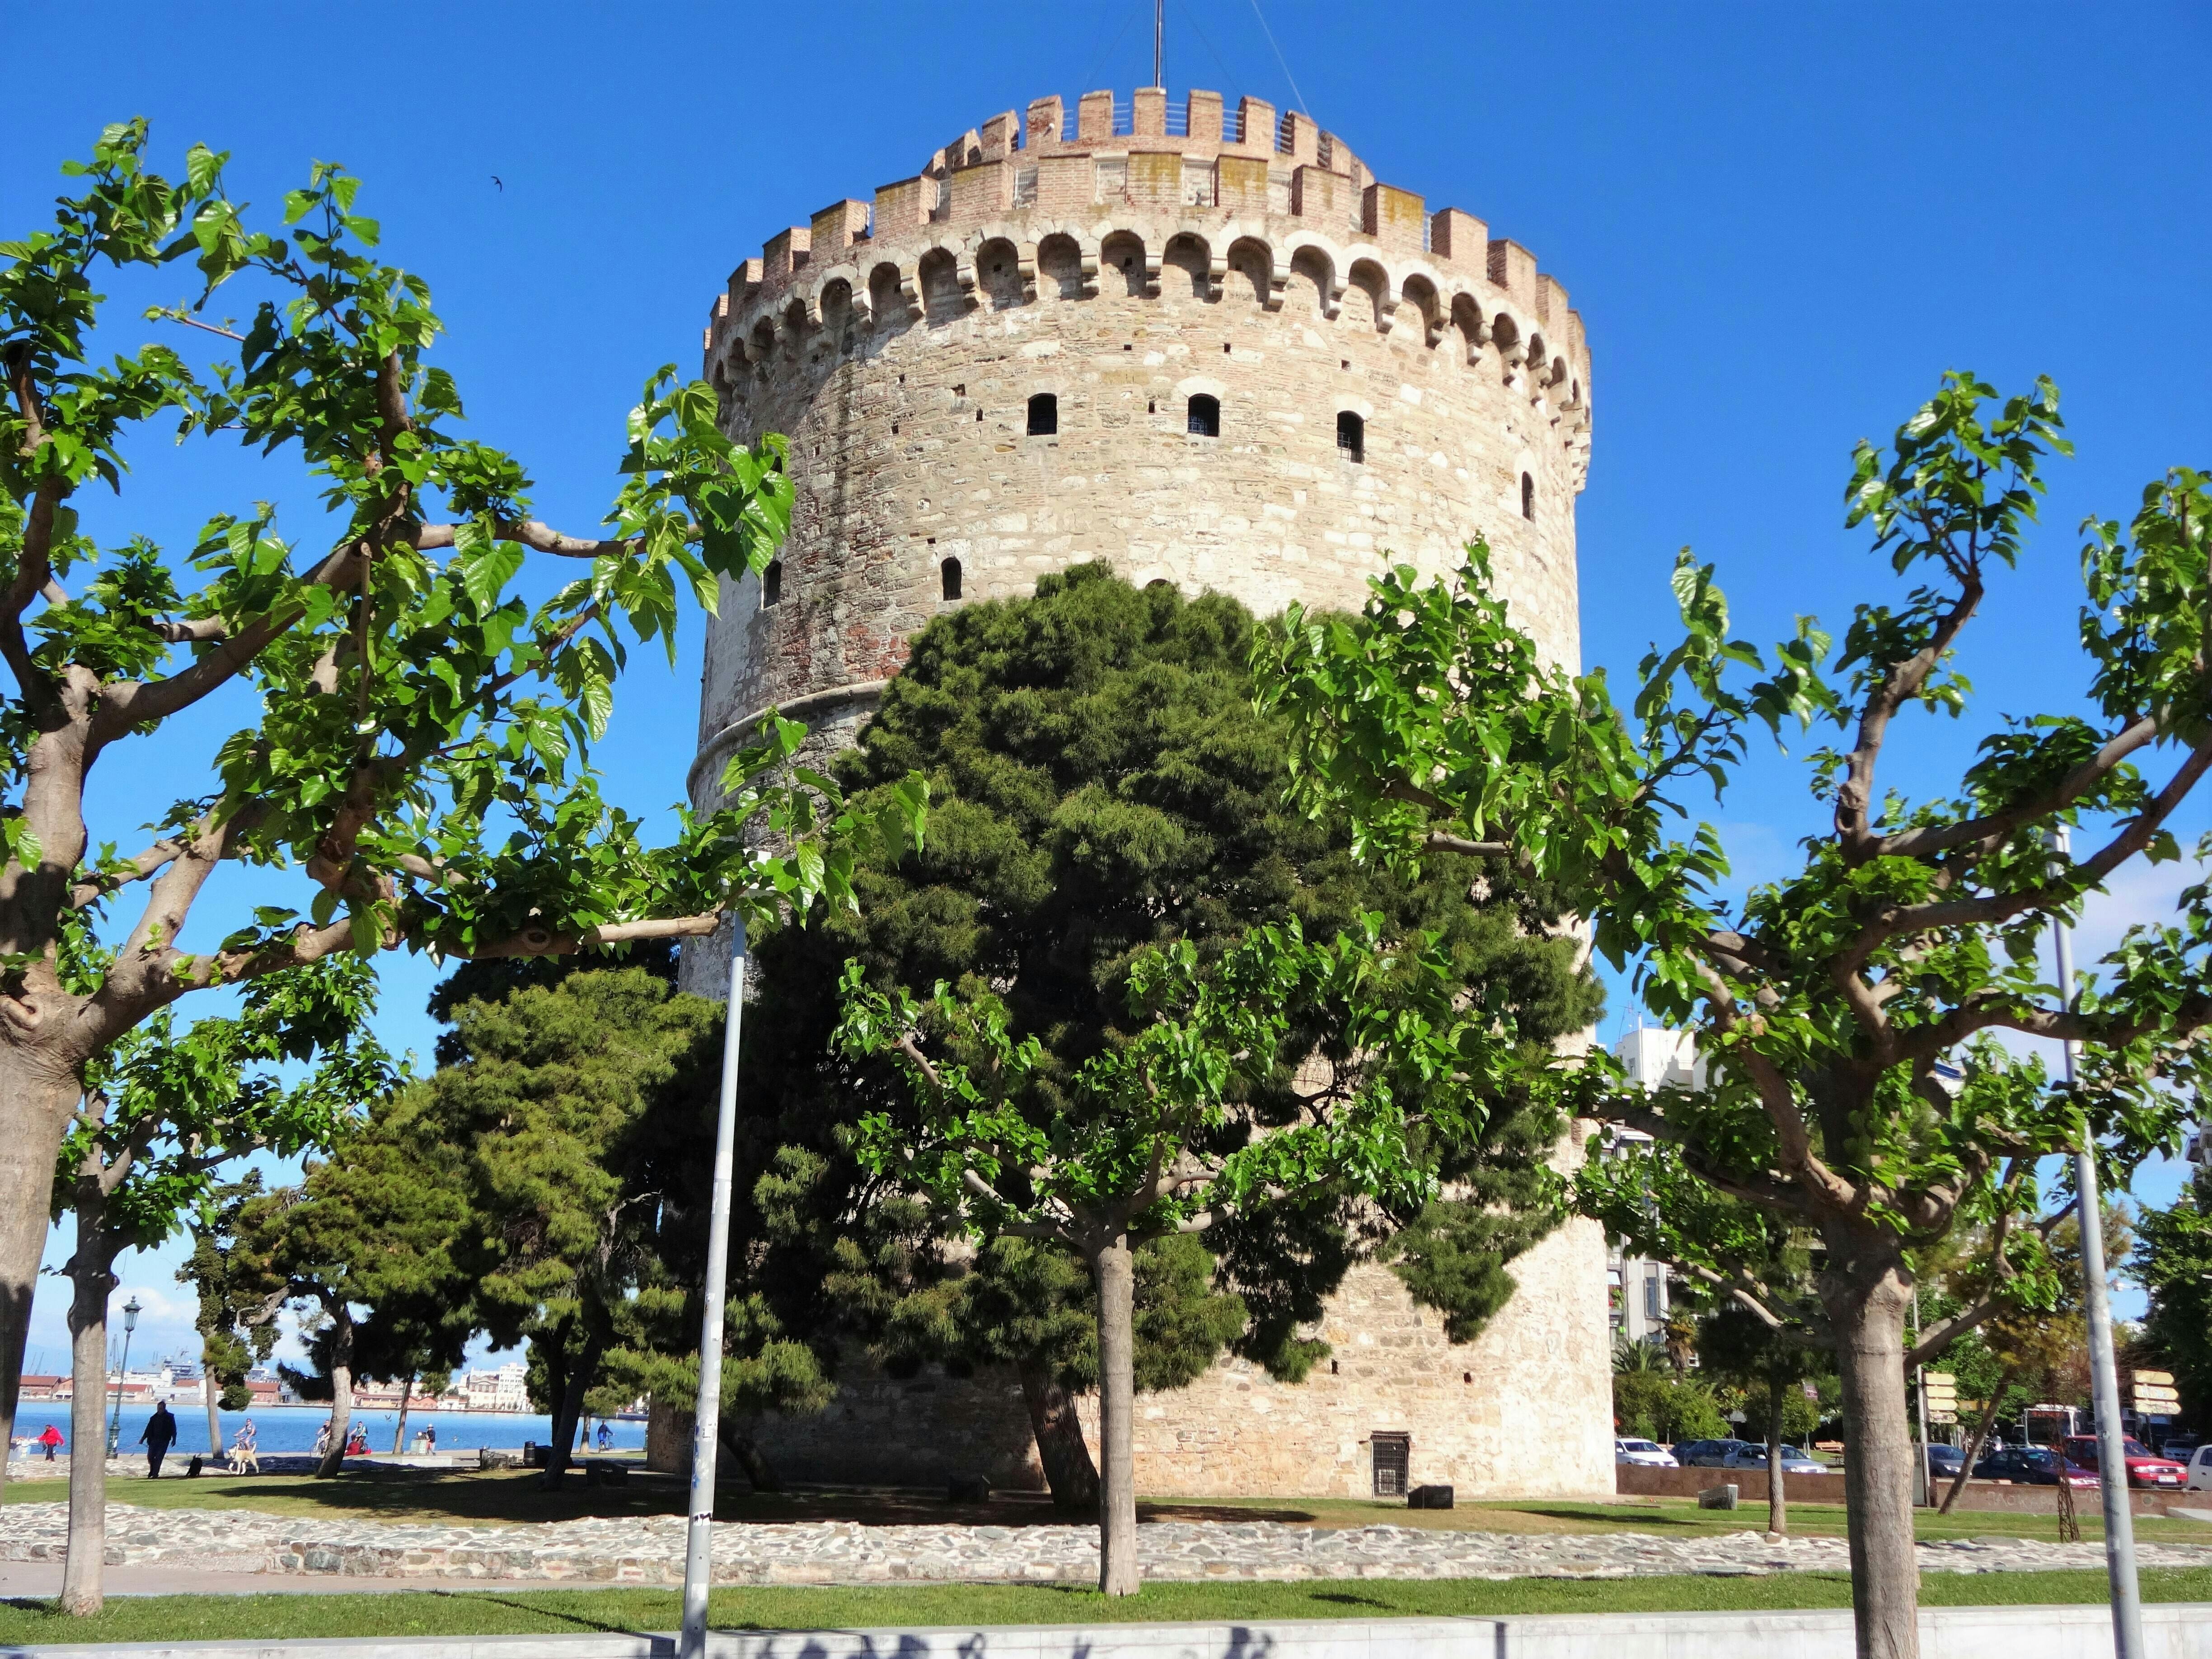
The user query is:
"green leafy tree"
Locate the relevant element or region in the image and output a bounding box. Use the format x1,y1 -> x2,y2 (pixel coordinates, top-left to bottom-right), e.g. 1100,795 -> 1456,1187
1698,1301 -> 1829,1536
50,959 -> 391,1613
180,1174 -> 281,1421
742,566 -> 1596,1506
229,1101 -> 471,1480
388,966 -> 749,1488
1257,375 -> 2212,1659
838,916 -> 1523,1594
0,123 -> 925,1488
2132,1163 -> 2212,1433
1611,1367 -> 1727,1443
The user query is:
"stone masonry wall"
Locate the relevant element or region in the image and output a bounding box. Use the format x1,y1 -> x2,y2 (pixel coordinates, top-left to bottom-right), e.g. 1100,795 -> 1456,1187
685,89 -> 1590,812
676,91 -> 1611,1504
653,1215 -> 1613,1501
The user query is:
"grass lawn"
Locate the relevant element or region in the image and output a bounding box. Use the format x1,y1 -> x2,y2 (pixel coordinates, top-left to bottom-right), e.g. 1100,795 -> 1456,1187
8,1469 -> 2206,1548
4,1568 -> 2211,1648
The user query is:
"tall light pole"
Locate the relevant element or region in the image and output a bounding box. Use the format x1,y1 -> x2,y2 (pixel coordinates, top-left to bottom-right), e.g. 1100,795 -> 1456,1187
106,1294 -> 141,1457
1153,0 -> 1164,89
680,918 -> 748,1659
2049,827 -> 2143,1659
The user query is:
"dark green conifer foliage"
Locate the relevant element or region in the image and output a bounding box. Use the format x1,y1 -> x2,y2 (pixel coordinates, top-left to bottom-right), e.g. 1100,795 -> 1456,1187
740,565 -> 1601,1498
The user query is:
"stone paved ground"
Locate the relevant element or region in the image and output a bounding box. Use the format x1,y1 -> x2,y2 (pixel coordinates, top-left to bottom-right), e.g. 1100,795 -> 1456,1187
5,1505 -> 2212,1585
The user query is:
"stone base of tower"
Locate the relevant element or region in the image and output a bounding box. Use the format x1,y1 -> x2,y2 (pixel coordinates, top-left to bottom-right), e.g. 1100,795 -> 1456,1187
650,1213 -> 1612,1500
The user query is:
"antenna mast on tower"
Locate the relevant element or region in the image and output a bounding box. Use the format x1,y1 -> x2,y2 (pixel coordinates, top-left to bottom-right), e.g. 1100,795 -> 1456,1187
1153,0 -> 1163,88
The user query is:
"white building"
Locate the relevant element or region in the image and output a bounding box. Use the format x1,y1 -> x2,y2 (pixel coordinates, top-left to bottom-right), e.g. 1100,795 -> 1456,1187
461,1362 -> 529,1412
1603,1027 -> 1706,1348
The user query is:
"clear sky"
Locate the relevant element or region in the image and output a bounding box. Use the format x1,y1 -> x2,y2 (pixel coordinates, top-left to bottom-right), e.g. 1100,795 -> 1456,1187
9,0 -> 2208,1373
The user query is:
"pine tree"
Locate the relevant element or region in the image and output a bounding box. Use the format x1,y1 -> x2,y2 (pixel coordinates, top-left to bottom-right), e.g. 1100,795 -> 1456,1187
747,564 -> 1600,1509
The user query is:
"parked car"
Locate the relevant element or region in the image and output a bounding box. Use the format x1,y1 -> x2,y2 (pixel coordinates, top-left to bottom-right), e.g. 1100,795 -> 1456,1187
2062,1434 -> 2190,1490
1615,1438 -> 1678,1468
2156,1432 -> 2199,1461
1973,1446 -> 2097,1488
1717,1442 -> 1828,1475
1673,1439 -> 1761,1468
2187,1445 -> 2212,1494
1924,1444 -> 1967,1480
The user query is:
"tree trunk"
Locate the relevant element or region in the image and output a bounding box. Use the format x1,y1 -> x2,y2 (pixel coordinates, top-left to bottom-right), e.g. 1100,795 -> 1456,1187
202,1336 -> 225,1457
1017,1355 -> 1100,1512
391,1373 -> 414,1456
1766,1358 -> 1788,1538
1940,1370 -> 2013,1515
1088,1231 -> 1139,1597
61,1211 -> 116,1617
1825,1254 -> 1920,1659
718,1421 -> 783,1492
541,1332 -> 604,1490
314,1311 -> 353,1479
0,1059 -> 90,1511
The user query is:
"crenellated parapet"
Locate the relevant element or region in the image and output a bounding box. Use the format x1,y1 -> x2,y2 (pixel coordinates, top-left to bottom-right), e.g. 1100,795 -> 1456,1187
700,89 -> 1591,472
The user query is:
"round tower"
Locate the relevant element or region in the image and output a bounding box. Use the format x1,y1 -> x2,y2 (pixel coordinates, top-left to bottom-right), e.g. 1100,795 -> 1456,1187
682,89 -> 1613,1503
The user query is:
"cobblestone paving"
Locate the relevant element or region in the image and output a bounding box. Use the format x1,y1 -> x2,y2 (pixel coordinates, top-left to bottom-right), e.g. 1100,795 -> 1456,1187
6,1505 -> 2212,1585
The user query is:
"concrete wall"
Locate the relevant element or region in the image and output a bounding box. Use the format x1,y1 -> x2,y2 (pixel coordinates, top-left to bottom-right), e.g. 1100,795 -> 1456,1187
43,1604 -> 2212,1659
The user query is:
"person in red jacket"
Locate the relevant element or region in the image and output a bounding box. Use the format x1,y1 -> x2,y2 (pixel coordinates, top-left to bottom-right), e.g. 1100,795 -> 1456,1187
37,1424 -> 62,1461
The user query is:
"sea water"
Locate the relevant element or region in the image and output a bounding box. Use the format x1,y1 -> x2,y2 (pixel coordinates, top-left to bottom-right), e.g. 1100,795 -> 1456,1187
7,1401 -> 645,1458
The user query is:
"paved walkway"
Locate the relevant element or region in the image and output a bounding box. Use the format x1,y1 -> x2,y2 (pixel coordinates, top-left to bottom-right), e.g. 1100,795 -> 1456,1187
6,1503 -> 2212,1588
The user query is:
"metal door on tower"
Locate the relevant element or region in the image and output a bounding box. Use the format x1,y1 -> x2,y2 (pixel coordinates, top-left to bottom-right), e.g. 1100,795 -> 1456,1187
1371,1432 -> 1410,1497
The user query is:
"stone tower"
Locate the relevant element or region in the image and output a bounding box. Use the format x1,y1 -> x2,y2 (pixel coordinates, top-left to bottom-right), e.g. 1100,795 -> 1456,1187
684,89 -> 1612,1502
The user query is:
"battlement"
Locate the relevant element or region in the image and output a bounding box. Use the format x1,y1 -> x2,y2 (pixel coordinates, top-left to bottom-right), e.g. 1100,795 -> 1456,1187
703,88 -> 1588,420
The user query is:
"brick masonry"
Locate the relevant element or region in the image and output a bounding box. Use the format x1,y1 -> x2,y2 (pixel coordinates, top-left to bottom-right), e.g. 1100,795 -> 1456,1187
679,90 -> 1611,1503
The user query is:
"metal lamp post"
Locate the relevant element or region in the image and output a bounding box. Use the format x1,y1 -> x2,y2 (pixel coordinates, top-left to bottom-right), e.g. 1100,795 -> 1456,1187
2048,827 -> 2144,1659
680,918 -> 748,1659
107,1294 -> 141,1457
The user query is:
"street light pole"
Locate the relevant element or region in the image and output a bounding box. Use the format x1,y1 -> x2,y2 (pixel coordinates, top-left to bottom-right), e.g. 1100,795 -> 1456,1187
2049,827 -> 2143,1659
680,919 -> 748,1659
107,1294 -> 140,1458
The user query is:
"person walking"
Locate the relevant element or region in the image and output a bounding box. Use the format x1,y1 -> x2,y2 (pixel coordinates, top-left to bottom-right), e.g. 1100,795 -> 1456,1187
139,1401 -> 177,1478
37,1424 -> 62,1461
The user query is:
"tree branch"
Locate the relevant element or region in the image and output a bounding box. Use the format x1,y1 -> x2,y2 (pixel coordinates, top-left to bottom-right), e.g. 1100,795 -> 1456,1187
1874,713 -> 2162,864
1835,575 -> 1983,859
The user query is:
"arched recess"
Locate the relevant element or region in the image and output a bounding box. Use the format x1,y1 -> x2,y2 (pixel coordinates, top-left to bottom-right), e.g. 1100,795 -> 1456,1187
1224,236 -> 1273,307
819,278 -> 855,346
1162,233 -> 1210,302
1397,274 -> 1442,347
917,247 -> 965,324
867,263 -> 912,339
977,237 -> 1024,310
1490,310 -> 1523,379
1037,233 -> 1086,300
782,297 -> 809,349
1449,292 -> 1486,364
1286,244 -> 1335,318
747,317 -> 777,367
1100,230 -> 1148,298
1345,257 -> 1391,334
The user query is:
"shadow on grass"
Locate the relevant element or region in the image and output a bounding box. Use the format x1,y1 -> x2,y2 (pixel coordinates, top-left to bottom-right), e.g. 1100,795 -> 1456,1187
431,1590 -> 658,1637
1496,1505 -> 1720,1532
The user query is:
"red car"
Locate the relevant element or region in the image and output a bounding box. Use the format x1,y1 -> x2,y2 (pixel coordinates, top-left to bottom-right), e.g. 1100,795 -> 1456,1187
2062,1435 -> 2190,1490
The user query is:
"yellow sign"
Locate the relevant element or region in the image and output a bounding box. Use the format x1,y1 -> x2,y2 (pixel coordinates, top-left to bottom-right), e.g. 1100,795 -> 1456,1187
1922,1373 -> 1958,1424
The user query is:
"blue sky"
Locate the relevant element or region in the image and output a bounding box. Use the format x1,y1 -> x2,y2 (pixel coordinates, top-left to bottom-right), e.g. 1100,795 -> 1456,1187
10,0 -> 2209,1370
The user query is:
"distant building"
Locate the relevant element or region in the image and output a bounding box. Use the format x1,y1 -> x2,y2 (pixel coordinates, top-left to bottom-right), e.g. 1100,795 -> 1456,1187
1603,1028 -> 1708,1349
461,1363 -> 530,1413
